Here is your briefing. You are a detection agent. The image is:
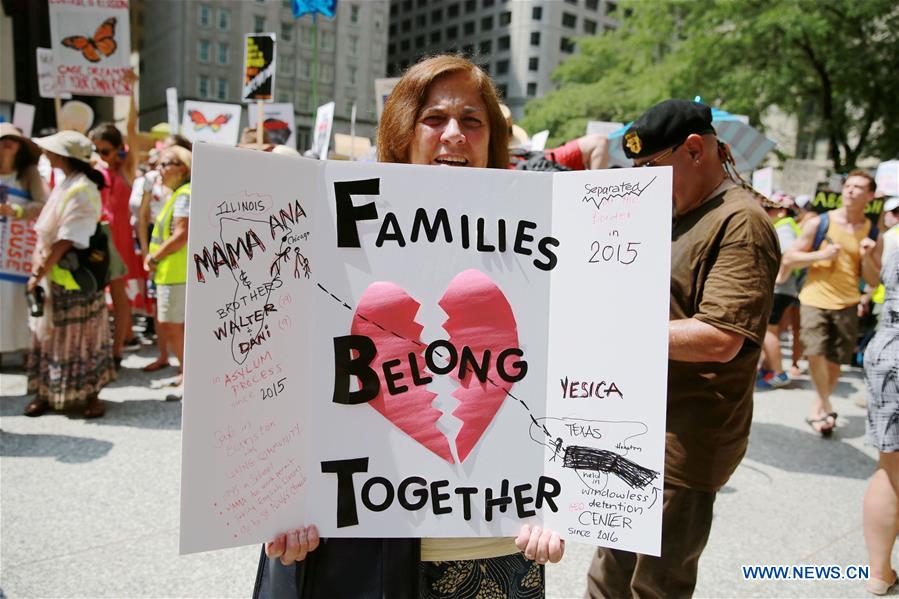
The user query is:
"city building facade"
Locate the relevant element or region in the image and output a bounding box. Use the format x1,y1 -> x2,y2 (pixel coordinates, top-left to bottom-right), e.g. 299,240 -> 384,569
387,0 -> 620,119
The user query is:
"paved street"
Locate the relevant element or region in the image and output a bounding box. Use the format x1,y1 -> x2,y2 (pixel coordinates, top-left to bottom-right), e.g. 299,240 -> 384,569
1,346 -> 896,598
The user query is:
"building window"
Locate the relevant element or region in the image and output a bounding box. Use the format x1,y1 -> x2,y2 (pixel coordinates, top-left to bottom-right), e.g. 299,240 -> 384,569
402,0 -> 412,10
254,16 -> 266,33
279,91 -> 291,103
496,59 -> 509,75
532,6 -> 542,20
584,19 -> 597,34
198,4 -> 211,27
299,61 -> 312,80
197,75 -> 210,98
400,39 -> 410,52
279,55 -> 293,76
350,3 -> 360,23
481,62 -> 490,74
496,83 -> 507,98
320,30 -> 335,51
562,12 -> 577,28
530,31 -> 540,46
430,30 -> 442,43
606,1 -> 618,14
499,11 -> 511,25
448,3 -> 460,17
528,57 -> 539,71
301,26 -> 314,47
431,8 -> 443,23
349,36 -> 358,54
479,39 -> 492,54
560,37 -> 576,52
401,19 -> 411,32
565,0 -> 577,4
389,23 -> 397,36
463,20 -> 475,35
348,66 -> 357,85
527,82 -> 537,96
197,40 -> 210,63
390,2 -> 398,15
281,21 -> 293,42
415,13 -> 426,27
219,8 -> 231,31
217,42 -> 229,65
465,0 -> 476,11
216,78 -> 228,101
481,15 -> 493,30
320,64 -> 334,83
447,25 -> 458,40
415,34 -> 425,49
498,35 -> 510,50
586,0 -> 599,8
483,0 -> 494,7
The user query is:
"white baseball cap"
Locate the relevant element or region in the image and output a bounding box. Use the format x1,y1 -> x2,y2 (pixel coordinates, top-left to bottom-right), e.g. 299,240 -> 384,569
884,197 -> 899,213
794,194 -> 812,209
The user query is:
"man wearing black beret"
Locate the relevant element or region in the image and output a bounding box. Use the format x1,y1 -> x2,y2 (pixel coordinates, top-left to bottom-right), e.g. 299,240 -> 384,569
586,99 -> 780,597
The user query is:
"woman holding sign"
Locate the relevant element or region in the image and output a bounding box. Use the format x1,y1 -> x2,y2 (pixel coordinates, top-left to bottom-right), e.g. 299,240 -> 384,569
0,124 -> 47,359
256,55 -> 563,599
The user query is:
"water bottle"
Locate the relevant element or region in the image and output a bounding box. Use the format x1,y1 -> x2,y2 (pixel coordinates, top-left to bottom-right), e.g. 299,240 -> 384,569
27,285 -> 45,318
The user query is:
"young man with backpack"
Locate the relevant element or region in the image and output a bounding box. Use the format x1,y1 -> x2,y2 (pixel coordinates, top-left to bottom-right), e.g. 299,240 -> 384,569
782,171 -> 883,436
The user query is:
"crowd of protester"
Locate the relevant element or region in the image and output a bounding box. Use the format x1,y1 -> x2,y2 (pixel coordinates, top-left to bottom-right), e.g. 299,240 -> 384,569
2,55 -> 897,597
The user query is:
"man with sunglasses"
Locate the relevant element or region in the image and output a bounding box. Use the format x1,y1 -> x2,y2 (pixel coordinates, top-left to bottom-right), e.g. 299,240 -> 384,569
585,99 -> 779,598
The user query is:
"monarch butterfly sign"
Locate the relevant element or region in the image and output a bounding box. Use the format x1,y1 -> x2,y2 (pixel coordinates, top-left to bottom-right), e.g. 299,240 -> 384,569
48,0 -> 132,97
181,100 -> 243,146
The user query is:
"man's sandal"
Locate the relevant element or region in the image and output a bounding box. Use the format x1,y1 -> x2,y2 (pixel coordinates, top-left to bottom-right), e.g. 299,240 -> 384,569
24,399 -> 49,417
805,412 -> 837,437
83,399 -> 106,419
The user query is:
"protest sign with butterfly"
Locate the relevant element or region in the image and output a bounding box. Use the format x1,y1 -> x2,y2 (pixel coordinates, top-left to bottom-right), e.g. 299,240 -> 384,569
181,100 -> 242,146
48,0 -> 132,97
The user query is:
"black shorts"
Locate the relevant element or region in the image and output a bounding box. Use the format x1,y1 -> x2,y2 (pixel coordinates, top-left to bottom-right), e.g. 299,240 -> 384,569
769,293 -> 798,325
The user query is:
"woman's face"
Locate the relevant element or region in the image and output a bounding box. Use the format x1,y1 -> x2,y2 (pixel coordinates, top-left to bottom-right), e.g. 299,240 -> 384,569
408,71 -> 490,169
159,151 -> 188,187
45,151 -> 65,169
93,138 -> 121,168
0,137 -> 21,169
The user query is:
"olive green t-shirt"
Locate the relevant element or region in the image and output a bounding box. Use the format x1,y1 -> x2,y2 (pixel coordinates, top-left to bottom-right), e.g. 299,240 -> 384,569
666,186 -> 780,492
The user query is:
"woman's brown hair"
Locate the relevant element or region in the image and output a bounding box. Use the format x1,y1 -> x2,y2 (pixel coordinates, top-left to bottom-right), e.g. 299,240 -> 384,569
377,55 -> 509,169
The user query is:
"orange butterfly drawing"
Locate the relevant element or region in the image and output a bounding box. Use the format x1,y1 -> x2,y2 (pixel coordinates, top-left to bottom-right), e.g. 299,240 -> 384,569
188,111 -> 232,132
61,17 -> 118,63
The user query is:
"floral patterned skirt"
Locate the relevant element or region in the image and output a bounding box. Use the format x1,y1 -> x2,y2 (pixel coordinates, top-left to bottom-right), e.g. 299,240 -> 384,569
27,285 -> 116,409
419,553 -> 544,599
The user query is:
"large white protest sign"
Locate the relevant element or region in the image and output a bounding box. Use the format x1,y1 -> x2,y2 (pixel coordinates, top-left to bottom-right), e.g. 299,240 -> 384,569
752,166 -> 774,198
36,48 -> 72,100
248,102 -> 297,148
166,87 -> 180,136
181,100 -> 242,146
310,101 -> 335,159
180,144 -> 671,556
48,0 -> 132,97
781,159 -> 822,199
12,103 -> 35,138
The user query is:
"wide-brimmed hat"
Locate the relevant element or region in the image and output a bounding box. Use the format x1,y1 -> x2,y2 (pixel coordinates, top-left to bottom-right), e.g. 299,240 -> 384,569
884,197 -> 899,213
0,123 -> 42,163
33,130 -> 93,163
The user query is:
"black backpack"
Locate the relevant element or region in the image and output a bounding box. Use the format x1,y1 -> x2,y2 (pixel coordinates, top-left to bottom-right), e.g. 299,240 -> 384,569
56,223 -> 111,294
509,148 -> 571,172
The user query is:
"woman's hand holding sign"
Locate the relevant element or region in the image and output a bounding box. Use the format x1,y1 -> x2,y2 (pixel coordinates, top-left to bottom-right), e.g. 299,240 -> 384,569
265,526 -> 320,565
516,524 -> 565,564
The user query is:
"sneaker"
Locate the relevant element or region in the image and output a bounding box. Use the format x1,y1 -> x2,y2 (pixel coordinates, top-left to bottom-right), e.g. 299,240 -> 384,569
766,372 -> 791,389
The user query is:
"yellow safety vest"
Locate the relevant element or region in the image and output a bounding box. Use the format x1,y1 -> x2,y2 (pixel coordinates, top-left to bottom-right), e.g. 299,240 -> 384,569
873,225 -> 898,304
49,181 -> 102,291
774,217 -> 803,278
149,182 -> 190,285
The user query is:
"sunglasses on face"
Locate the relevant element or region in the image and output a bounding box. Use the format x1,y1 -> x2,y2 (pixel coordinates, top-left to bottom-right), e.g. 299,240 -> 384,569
95,146 -> 117,156
637,141 -> 684,168
159,160 -> 183,168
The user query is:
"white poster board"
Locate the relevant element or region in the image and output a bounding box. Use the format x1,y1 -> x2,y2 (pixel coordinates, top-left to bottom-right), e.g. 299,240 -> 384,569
181,100 -> 242,146
179,144 -> 672,557
375,77 -> 401,122
752,166 -> 774,198
310,101 -> 335,159
12,103 -> 35,138
166,87 -> 180,136
781,159 -> 821,199
530,130 -> 550,152
248,102 -> 297,148
875,160 -> 899,198
48,0 -> 132,97
586,121 -> 623,138
36,48 -> 72,100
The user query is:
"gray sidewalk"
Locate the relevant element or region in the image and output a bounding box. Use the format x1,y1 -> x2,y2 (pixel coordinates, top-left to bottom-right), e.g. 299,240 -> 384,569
1,348 -> 896,598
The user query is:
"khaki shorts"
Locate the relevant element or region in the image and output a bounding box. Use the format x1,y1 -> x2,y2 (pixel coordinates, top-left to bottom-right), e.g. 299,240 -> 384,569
800,304 -> 858,364
157,284 -> 186,324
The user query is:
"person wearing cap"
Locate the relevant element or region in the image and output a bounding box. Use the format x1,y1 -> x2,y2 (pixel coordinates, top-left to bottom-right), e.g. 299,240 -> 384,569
756,192 -> 802,390
143,146 -> 192,396
794,193 -> 816,225
585,99 -> 779,598
0,124 -> 48,360
782,171 -> 882,436
26,130 -> 116,419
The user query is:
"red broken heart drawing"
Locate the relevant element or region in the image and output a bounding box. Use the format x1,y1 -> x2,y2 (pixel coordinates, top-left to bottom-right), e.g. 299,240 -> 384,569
350,269 -> 520,464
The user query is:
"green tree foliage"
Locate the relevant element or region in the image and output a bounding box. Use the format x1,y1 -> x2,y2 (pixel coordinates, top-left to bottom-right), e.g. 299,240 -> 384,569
520,0 -> 899,171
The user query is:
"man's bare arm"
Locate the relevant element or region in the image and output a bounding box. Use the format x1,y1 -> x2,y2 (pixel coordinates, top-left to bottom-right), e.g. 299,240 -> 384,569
669,318 -> 744,363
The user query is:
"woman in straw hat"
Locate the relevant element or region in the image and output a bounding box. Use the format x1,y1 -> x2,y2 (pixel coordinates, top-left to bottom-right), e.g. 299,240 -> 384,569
0,123 -> 48,359
26,130 -> 116,419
